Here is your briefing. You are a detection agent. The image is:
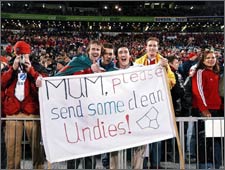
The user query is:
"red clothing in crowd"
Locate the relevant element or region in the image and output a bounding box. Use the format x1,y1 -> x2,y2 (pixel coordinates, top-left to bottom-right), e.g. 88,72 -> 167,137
192,68 -> 221,112
2,66 -> 42,115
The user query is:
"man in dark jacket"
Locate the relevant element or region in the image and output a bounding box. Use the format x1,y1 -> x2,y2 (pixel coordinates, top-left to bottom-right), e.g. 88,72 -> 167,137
168,56 -> 185,116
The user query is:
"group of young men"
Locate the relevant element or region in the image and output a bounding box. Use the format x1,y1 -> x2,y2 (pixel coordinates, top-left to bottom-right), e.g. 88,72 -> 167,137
2,37 -> 176,169
55,37 -> 175,169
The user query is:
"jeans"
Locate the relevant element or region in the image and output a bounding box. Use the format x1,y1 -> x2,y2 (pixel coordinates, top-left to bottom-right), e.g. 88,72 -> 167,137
196,109 -> 222,169
143,142 -> 162,168
186,121 -> 196,157
150,142 -> 162,167
101,153 -> 109,168
67,157 -> 96,169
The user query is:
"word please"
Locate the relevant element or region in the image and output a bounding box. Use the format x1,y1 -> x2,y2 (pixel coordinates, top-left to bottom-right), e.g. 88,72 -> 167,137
112,67 -> 163,93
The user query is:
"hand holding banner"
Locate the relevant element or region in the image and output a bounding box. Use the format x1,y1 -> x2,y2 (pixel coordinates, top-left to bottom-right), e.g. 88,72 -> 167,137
39,64 -> 176,163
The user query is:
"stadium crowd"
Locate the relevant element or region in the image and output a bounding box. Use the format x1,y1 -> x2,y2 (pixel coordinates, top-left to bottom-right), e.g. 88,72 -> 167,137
1,31 -> 224,75
1,30 -> 224,169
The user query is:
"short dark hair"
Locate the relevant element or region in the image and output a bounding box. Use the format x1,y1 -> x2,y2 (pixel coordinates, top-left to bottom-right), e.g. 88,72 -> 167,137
168,56 -> 179,64
115,44 -> 129,56
103,43 -> 114,49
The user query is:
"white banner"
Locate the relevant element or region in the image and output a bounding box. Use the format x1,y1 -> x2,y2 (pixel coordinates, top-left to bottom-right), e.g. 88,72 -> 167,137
39,64 -> 176,163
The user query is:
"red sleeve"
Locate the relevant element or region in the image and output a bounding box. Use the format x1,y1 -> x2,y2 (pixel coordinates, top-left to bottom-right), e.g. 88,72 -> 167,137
1,66 -> 16,89
28,66 -> 41,80
192,70 -> 208,112
73,68 -> 93,75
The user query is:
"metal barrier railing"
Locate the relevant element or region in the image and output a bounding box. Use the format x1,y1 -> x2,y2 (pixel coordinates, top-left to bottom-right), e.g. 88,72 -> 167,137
1,117 -> 224,169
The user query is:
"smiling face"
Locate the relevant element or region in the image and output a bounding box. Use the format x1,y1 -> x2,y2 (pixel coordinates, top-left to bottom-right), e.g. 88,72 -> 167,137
88,43 -> 102,63
203,52 -> 217,69
117,47 -> 131,69
146,40 -> 159,59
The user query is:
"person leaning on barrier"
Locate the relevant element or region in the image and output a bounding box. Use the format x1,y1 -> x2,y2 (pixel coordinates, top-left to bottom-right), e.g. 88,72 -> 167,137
115,45 -> 146,170
1,41 -> 47,169
168,56 -> 184,116
135,36 -> 176,169
55,40 -> 104,169
192,50 -> 222,169
95,42 -> 118,169
101,44 -> 145,169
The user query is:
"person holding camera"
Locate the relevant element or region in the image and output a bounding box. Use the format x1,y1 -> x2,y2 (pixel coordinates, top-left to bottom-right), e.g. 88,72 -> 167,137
1,41 -> 45,169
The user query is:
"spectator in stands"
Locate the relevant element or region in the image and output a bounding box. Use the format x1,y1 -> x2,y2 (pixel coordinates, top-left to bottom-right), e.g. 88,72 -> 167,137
192,50 -> 222,169
56,40 -> 103,169
135,37 -> 176,169
116,45 -> 146,169
179,52 -> 199,80
111,45 -> 134,169
97,43 -> 117,72
56,40 -> 103,77
5,44 -> 13,62
1,56 -> 9,169
115,45 -> 134,69
165,55 -> 185,162
1,41 -> 45,169
99,43 -> 118,169
219,68 -> 224,112
168,56 -> 184,116
54,59 -> 67,75
183,64 -> 197,163
102,44 -> 145,169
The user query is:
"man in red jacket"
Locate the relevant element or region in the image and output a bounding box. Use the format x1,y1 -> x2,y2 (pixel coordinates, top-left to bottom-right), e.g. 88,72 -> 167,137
2,41 -> 44,169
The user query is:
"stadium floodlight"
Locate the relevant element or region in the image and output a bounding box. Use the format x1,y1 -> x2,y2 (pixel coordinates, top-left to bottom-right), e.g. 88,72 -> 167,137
181,25 -> 187,32
145,26 -> 149,31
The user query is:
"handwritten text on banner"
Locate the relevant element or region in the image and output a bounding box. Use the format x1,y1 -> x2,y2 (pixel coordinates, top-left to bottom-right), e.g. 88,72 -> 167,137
39,64 -> 176,163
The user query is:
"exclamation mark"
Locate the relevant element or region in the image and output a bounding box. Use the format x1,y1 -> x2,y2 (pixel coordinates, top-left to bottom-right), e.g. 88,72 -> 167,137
125,114 -> 131,134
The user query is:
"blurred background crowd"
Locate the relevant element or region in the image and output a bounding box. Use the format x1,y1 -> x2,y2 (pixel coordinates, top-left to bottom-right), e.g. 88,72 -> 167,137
0,1 -> 224,169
